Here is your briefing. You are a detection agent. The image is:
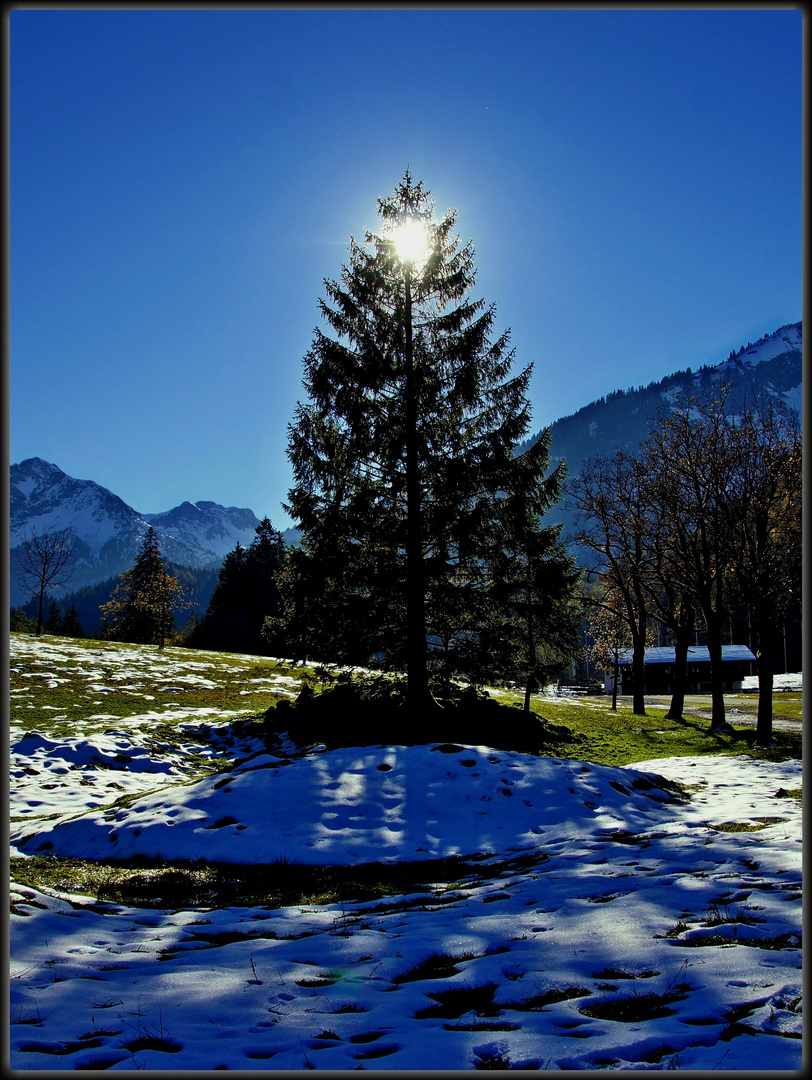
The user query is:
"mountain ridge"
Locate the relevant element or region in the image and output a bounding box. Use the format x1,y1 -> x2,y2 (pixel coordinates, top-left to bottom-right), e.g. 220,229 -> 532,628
523,321 -> 802,524
9,460 -> 270,607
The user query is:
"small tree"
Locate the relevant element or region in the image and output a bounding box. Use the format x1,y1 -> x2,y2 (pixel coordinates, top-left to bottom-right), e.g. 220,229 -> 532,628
10,608 -> 37,633
100,527 -> 188,647
61,602 -> 84,639
13,527 -> 76,636
583,581 -> 635,712
44,598 -> 64,635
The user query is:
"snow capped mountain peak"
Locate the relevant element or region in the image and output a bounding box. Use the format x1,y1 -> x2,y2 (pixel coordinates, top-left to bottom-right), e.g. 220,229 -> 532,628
726,321 -> 802,369
144,499 -> 261,548
12,455 -> 64,486
11,458 -> 139,553
659,320 -> 802,418
9,459 -> 263,606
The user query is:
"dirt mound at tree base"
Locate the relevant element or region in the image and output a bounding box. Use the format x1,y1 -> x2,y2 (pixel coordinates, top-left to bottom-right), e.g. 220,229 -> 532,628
259,682 -> 581,756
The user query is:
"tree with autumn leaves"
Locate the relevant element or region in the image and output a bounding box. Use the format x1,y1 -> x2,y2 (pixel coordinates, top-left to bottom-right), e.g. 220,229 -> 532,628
100,527 -> 189,648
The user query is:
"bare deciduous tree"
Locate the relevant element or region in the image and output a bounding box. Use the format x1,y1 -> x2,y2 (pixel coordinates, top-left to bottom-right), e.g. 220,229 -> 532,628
642,386 -> 801,740
721,400 -> 801,745
574,384 -> 801,741
568,450 -> 653,716
14,527 -> 76,636
583,580 -> 636,712
642,389 -> 738,730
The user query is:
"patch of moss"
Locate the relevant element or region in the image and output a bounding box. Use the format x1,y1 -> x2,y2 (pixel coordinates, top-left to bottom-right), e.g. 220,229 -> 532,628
9,850 -> 541,913
709,817 -> 787,833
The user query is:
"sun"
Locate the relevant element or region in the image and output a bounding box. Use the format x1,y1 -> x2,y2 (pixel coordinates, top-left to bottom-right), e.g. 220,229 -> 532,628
394,218 -> 428,264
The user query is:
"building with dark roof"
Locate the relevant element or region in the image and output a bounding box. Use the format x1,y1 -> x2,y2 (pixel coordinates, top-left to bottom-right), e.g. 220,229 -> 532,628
606,645 -> 756,696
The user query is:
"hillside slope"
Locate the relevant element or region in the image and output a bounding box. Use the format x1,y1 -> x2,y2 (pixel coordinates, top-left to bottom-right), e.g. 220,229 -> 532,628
522,321 -> 801,535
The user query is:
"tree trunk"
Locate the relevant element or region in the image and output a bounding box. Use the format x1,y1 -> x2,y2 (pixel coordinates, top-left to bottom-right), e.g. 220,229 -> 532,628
402,266 -> 439,721
755,624 -> 776,746
523,579 -> 535,713
666,621 -> 693,720
705,609 -> 727,730
35,586 -> 46,636
631,637 -> 646,716
611,652 -> 619,712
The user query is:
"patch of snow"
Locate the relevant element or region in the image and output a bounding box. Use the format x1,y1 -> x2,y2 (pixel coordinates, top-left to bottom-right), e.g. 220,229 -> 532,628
741,672 -> 802,692
8,635 -> 803,1071
14,477 -> 38,499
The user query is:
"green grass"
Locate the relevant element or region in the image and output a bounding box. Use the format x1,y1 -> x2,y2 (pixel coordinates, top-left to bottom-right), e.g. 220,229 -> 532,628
10,851 -> 528,913
10,632 -> 801,766
9,633 -> 306,742
709,817 -> 788,833
769,694 -> 803,721
516,697 -> 801,767
9,632 -> 802,910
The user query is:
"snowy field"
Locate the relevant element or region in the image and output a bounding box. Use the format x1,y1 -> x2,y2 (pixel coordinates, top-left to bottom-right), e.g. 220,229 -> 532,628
9,636 -> 803,1070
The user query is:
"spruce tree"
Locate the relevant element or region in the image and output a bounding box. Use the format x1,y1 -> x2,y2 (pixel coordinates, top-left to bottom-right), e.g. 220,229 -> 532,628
44,598 -> 64,635
283,171 -> 568,725
486,431 -> 582,708
245,518 -> 286,617
207,543 -> 249,616
100,527 -> 186,647
193,519 -> 286,655
61,602 -> 84,639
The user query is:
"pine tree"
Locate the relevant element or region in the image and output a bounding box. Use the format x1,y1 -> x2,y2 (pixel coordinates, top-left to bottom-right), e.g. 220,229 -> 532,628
245,518 -> 285,622
44,598 -> 63,635
100,527 -> 187,647
486,432 -> 582,709
283,171 -> 566,724
193,519 -> 286,655
207,543 -> 249,617
61,602 -> 84,639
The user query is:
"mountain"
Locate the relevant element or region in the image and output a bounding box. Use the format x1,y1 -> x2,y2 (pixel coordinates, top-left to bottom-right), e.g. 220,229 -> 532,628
521,320 -> 802,536
9,459 -> 264,608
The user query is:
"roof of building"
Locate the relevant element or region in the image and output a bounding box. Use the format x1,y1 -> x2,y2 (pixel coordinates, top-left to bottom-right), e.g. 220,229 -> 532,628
616,645 -> 756,665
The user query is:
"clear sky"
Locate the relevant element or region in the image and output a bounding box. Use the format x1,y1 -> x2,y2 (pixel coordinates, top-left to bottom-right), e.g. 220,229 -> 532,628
9,7 -> 802,528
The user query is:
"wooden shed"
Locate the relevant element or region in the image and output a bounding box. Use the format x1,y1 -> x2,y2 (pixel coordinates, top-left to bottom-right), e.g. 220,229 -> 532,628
606,644 -> 756,696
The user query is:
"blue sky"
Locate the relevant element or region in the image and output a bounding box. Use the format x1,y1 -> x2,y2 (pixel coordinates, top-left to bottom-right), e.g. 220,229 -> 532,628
10,8 -> 802,528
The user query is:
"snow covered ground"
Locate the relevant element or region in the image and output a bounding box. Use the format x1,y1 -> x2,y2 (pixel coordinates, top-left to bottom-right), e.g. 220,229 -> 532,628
9,638 -> 803,1070
741,672 -> 803,692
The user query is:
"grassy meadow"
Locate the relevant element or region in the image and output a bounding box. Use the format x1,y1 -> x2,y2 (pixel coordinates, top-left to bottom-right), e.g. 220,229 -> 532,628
10,632 -> 800,912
